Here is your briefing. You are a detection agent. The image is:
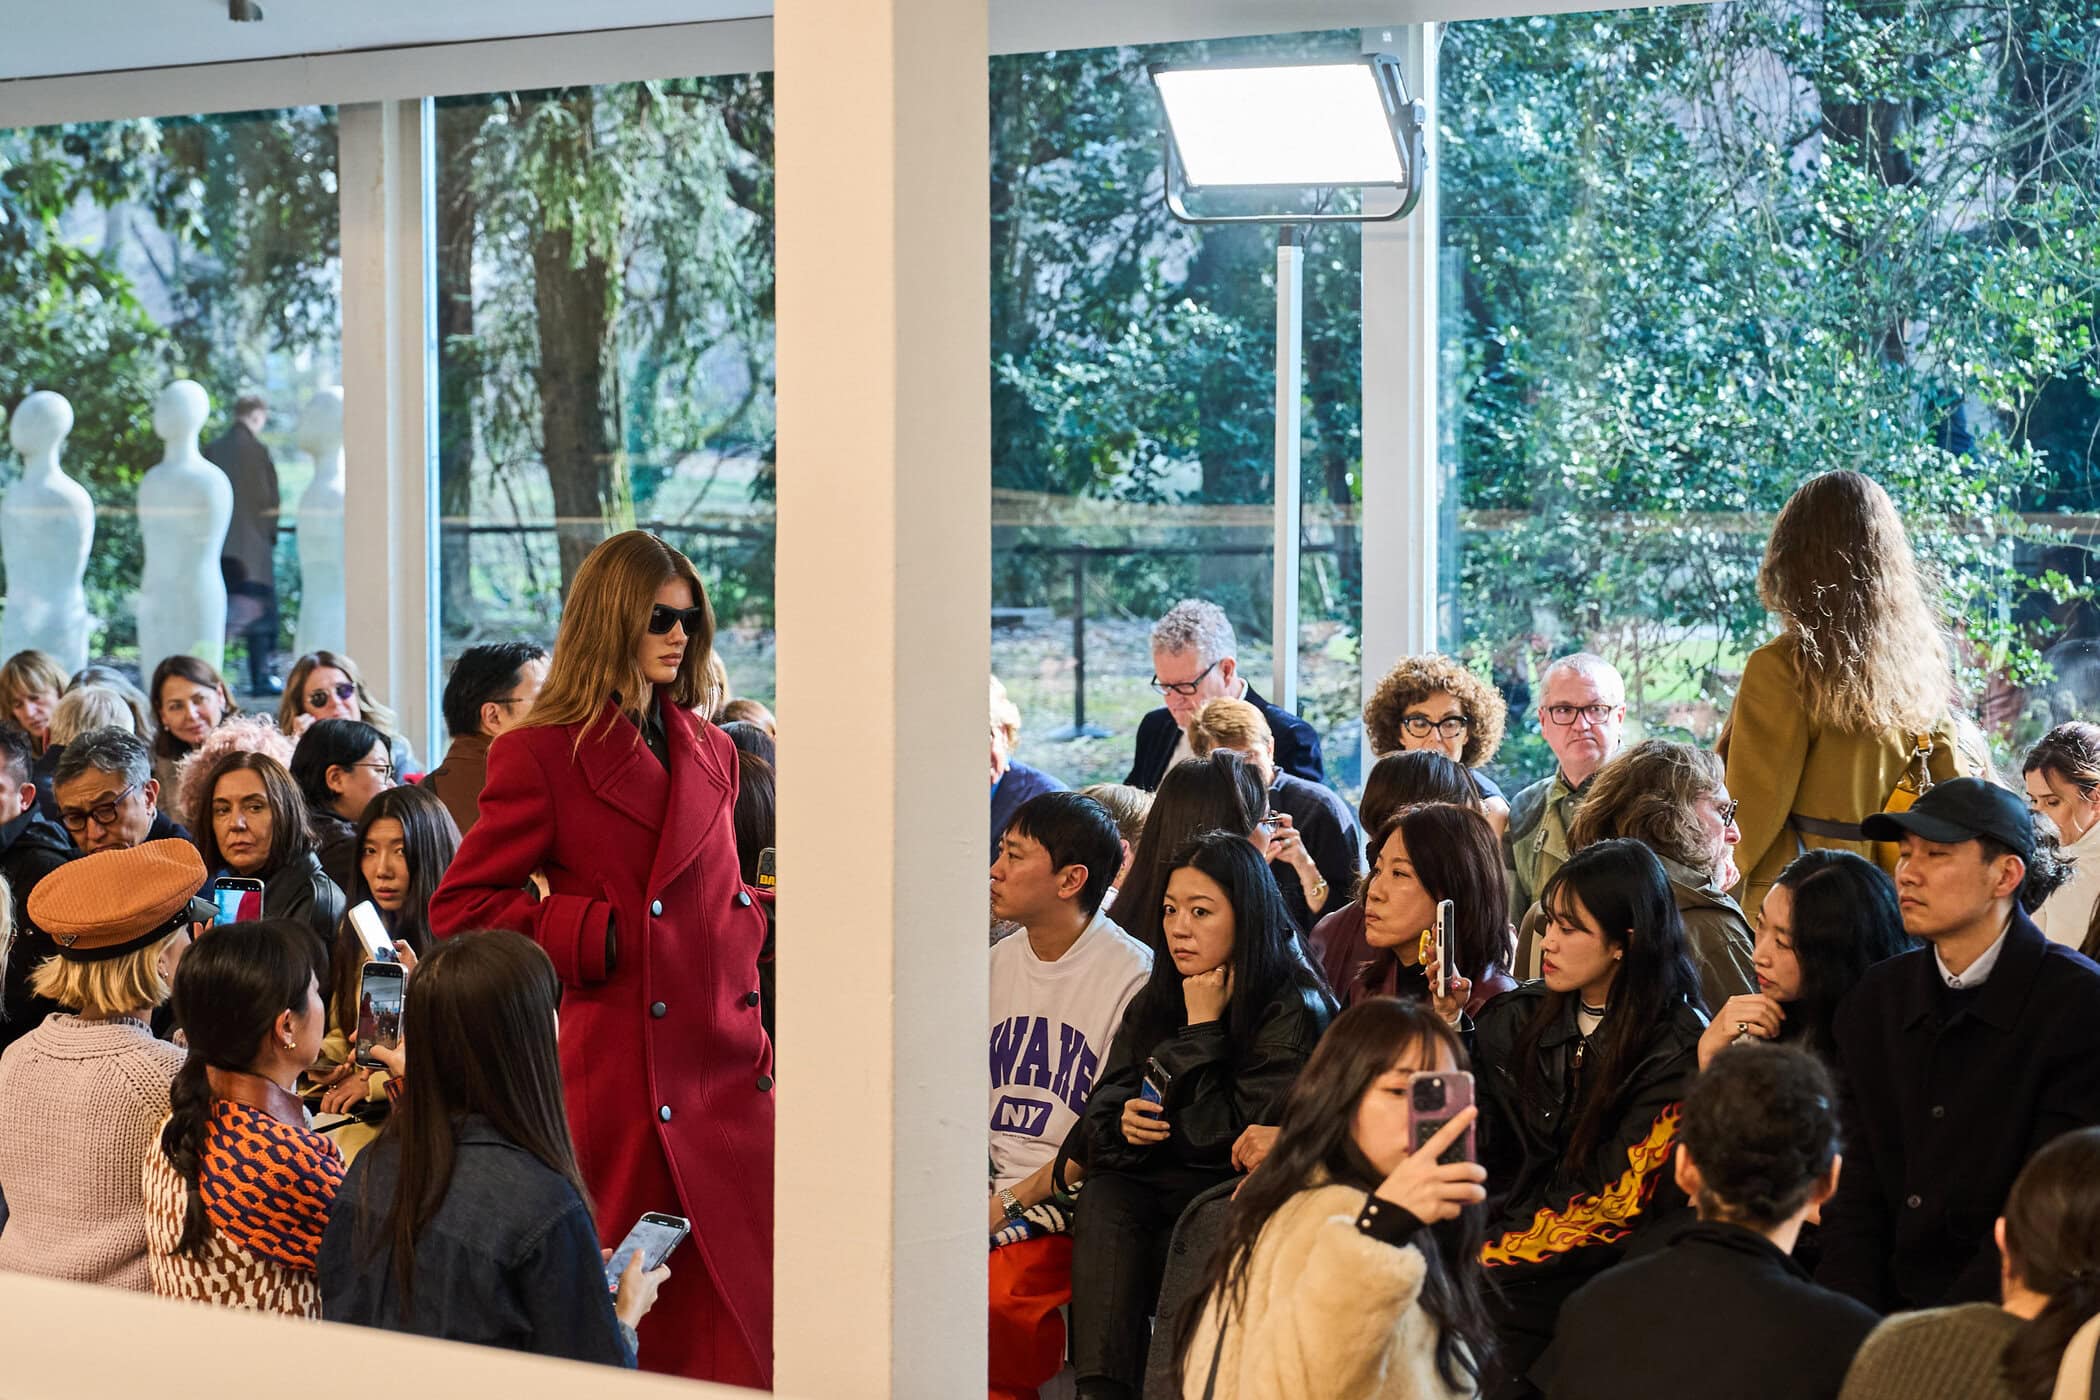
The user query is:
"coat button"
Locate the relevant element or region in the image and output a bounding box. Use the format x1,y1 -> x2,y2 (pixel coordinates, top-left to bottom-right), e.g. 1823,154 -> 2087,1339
659,1105 -> 673,1122
744,990 -> 761,1007
651,1001 -> 668,1018
755,1074 -> 774,1092
1906,1194 -> 1923,1209
650,899 -> 664,917
736,890 -> 753,908
1931,1105 -> 1945,1119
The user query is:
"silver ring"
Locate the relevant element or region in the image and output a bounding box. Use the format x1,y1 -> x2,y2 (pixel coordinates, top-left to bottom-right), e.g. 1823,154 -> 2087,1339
1736,1021 -> 1748,1035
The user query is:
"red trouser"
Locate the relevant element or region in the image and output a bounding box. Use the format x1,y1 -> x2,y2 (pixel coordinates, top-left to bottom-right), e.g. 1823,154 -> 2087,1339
989,1234 -> 1074,1400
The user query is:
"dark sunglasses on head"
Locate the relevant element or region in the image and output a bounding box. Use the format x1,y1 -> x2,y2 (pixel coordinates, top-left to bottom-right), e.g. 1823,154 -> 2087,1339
307,681 -> 357,709
647,604 -> 706,637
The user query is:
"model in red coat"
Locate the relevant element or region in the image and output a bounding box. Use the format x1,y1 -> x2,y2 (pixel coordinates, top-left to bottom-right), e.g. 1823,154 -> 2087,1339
429,532 -> 773,1388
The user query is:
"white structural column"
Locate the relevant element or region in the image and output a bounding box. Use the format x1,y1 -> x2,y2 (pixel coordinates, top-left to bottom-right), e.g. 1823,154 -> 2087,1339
1359,24 -> 1440,734
1273,228 -> 1304,712
339,98 -> 436,759
774,0 -> 990,1395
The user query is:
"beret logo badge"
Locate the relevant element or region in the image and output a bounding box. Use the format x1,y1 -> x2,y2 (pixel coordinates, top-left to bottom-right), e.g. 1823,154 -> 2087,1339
56,934 -> 78,947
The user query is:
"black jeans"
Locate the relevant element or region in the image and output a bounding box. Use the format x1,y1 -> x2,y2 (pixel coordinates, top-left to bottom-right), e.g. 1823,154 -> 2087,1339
1069,1165 -> 1226,1394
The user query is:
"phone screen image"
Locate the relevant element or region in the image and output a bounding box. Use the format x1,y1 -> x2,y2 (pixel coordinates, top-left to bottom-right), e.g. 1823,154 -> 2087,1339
212,881 -> 263,926
605,1214 -> 690,1289
355,965 -> 404,1068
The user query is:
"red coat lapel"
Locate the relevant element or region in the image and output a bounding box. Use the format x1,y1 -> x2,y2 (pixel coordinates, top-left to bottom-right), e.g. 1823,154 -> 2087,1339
575,700 -> 669,833
650,697 -> 728,893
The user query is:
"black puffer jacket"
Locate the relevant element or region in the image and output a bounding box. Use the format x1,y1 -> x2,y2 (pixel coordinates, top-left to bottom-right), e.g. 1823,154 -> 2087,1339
1472,981 -> 1704,1285
0,807 -> 79,1050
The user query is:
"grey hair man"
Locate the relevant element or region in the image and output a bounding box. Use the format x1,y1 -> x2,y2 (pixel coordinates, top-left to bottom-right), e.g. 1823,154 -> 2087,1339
1123,599 -> 1325,791
51,727 -> 189,854
1506,653 -> 1628,913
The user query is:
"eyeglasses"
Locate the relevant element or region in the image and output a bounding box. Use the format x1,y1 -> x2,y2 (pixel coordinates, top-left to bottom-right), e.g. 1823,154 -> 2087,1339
1400,714 -> 1471,740
59,783 -> 139,833
307,681 -> 357,710
1542,702 -> 1622,727
1150,658 -> 1222,697
1713,798 -> 1740,826
647,604 -> 706,637
354,761 -> 399,781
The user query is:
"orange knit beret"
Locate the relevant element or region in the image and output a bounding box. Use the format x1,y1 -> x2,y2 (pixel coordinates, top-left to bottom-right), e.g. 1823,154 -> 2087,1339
28,839 -> 212,961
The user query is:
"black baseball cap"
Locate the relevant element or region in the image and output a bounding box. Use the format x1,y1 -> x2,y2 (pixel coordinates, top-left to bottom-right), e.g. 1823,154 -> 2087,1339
1860,777 -> 2035,862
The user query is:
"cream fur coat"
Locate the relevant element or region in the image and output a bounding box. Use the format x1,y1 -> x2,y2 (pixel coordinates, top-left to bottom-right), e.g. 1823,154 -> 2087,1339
1179,1182 -> 1478,1400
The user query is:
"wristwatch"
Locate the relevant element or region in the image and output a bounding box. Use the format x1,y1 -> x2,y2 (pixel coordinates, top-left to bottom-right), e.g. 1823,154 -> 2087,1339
998,1188 -> 1026,1222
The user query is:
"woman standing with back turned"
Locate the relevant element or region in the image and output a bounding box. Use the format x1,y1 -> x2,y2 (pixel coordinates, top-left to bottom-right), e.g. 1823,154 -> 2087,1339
1723,471 -> 1967,924
429,530 -> 773,1387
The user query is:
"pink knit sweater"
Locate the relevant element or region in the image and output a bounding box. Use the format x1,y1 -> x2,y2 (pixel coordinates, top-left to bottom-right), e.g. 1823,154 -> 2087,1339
0,1014 -> 186,1289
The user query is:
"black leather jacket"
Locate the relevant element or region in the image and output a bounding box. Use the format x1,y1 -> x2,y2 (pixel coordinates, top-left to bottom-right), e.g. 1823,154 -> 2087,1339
263,848 -> 347,967
1472,981 -> 1704,1281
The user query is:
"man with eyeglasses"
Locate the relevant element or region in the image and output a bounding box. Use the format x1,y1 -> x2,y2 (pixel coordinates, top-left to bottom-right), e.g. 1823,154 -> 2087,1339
1123,599 -> 1323,792
425,641 -> 550,835
1506,653 -> 1628,915
50,727 -> 190,857
0,725 -> 80,1053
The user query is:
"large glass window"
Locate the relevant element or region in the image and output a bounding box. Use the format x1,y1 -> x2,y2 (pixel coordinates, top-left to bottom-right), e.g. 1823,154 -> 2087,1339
431,78 -> 776,711
0,108 -> 340,701
991,33 -> 1367,797
1440,0 -> 2100,788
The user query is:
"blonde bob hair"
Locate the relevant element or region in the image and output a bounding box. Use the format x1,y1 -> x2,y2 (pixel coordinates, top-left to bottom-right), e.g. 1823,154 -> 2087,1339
50,687 -> 136,747
1758,470 -> 1951,733
1569,738 -> 1728,878
29,926 -> 181,1020
524,531 -> 715,744
1185,697 -> 1275,759
0,650 -> 66,748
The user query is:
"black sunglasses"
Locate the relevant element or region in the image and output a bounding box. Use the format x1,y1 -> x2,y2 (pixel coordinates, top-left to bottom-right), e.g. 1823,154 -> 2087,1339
307,680 -> 357,709
647,604 -> 706,637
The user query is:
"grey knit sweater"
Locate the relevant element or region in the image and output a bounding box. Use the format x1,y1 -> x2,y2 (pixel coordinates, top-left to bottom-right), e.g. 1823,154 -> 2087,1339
1838,1302 -> 2024,1400
0,1014 -> 185,1289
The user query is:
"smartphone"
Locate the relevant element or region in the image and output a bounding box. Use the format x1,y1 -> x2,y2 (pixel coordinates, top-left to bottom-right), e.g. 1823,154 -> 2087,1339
1408,1069 -> 1477,1167
1433,899 -> 1455,999
347,902 -> 397,963
212,877 -> 264,926
1139,1055 -> 1172,1105
756,847 -> 776,890
604,1212 -> 691,1290
354,961 -> 406,1070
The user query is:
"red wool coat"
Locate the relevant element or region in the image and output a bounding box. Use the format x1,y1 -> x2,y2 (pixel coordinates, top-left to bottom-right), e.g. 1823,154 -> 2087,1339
429,693 -> 773,1387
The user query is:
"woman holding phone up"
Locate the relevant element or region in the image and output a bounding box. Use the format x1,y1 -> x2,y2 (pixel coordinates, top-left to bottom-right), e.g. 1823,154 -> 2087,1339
429,530 -> 772,1387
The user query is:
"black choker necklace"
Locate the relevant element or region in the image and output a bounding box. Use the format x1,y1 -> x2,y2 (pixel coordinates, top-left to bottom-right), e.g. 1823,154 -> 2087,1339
1578,999 -> 1608,1016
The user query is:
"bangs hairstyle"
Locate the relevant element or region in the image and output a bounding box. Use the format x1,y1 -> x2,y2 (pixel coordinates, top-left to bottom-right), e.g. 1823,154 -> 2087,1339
1362,654 -> 1507,768
1174,998 -> 1491,1392
277,651 -> 400,742
1367,804 -> 1510,986
191,750 -> 314,875
524,531 -> 715,745
1359,751 -> 1481,845
333,785 -> 461,1031
30,922 -> 180,1020
1003,791 -> 1125,919
1568,739 -> 1728,876
149,654 -> 238,760
362,930 -> 585,1308
1758,470 -> 1951,734
1110,751 -> 1266,953
0,649 -> 65,746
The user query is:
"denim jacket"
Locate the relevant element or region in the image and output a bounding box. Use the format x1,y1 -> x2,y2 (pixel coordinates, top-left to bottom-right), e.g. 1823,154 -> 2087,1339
318,1115 -> 635,1367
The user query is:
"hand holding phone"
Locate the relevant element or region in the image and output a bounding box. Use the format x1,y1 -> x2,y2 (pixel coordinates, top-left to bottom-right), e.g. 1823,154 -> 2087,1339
605,1212 -> 690,1292
1378,1099 -> 1488,1225
348,902 -> 396,963
212,877 -> 264,926
354,961 -> 405,1070
1433,900 -> 1454,999
1407,1070 -> 1477,1166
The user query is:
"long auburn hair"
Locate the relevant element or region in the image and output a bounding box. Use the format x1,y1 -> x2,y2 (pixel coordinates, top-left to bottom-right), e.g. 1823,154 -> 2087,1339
1363,804 -> 1509,994
2001,1128 -> 2100,1400
1520,839 -> 1701,1167
330,785 -> 461,1032
522,531 -> 715,746
276,650 -> 401,746
1111,751 -> 1266,953
356,930 -> 587,1307
1758,470 -> 1951,733
149,654 -> 238,761
1172,998 -> 1493,1391
1768,850 -> 1914,1058
159,919 -> 321,1257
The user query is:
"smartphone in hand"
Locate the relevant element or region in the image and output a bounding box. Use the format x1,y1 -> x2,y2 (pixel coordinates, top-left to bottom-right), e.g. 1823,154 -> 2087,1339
605,1212 -> 691,1291
1408,1069 -> 1476,1166
354,961 -> 405,1070
1433,899 -> 1454,999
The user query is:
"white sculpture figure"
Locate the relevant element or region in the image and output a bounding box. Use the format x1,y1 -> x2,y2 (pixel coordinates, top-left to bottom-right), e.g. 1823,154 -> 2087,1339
137,380 -> 232,673
293,386 -> 345,657
1,392 -> 96,674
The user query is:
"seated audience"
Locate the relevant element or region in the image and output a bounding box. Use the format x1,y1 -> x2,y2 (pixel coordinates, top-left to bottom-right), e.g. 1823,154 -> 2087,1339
991,675 -> 1066,862
1068,833 -> 1334,1400
1559,738 -> 1756,1010
1472,838 -> 1705,1390
1840,1127 -> 2100,1400
1126,599 -> 1322,792
423,641 -> 547,836
732,751 -> 777,1043
170,714 -> 297,832
1697,849 -> 1913,1069
0,725 -> 78,1052
278,650 -> 419,775
2023,722 -> 2100,950
0,648 -> 64,762
1358,803 -> 1517,1017
1175,998 -> 1493,1400
66,665 -> 153,737
1077,782 -> 1152,907
289,718 -> 394,893
1507,654 -> 1627,916
1546,1045 -> 1877,1400
1187,696 -> 1361,931
50,685 -> 135,745
315,785 -> 459,1111
1103,751 -> 1267,953
0,841 -> 206,1287
987,792 -> 1151,1400
1363,653 -> 1513,835
721,719 -> 776,767
320,930 -> 669,1365
1310,750 -> 1483,995
718,696 -> 776,735
149,655 -> 237,796
192,750 -> 346,963
53,727 -> 190,852
1817,778 -> 2100,1314
145,918 -> 345,1314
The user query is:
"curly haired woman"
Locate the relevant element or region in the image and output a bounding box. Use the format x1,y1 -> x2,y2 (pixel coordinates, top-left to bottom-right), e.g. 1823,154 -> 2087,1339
1363,654 -> 1511,836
